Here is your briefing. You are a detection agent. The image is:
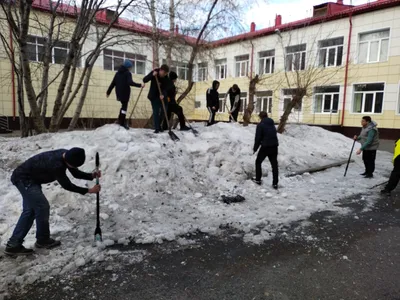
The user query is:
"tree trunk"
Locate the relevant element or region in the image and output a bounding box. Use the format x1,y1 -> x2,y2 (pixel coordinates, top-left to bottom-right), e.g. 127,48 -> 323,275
18,1 -> 47,134
49,39 -> 80,132
277,95 -> 301,134
17,72 -> 29,137
150,0 -> 159,68
166,0 -> 174,67
243,74 -> 259,126
67,66 -> 94,130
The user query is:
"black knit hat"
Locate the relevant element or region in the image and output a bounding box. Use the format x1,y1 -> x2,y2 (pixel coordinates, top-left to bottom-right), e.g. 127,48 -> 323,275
169,71 -> 178,81
65,147 -> 86,167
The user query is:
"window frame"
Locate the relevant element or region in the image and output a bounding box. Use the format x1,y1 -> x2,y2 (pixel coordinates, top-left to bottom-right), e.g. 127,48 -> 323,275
282,89 -> 304,112
357,28 -> 390,64
215,59 -> 227,80
27,35 -> 70,65
351,82 -> 385,114
318,37 -> 344,68
239,93 -> 248,113
235,55 -> 249,78
397,80 -> 400,115
285,44 -> 306,71
218,93 -> 226,113
104,49 -> 147,74
198,63 -> 208,81
313,86 -> 340,114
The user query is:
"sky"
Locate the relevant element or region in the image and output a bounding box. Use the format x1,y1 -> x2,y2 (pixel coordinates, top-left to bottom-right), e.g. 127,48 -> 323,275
244,0 -> 371,31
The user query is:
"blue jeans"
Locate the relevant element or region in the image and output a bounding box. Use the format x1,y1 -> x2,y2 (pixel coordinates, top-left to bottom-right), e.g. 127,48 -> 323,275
151,99 -> 163,130
8,182 -> 50,247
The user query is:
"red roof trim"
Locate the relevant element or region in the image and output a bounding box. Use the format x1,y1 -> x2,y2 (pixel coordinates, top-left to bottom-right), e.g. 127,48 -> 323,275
211,0 -> 400,47
30,0 -> 198,44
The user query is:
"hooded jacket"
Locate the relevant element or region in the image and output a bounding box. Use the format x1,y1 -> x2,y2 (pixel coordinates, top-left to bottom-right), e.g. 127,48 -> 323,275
11,149 -> 93,195
357,121 -> 380,151
206,80 -> 220,110
143,68 -> 168,101
253,117 -> 279,152
165,77 -> 177,104
106,66 -> 141,102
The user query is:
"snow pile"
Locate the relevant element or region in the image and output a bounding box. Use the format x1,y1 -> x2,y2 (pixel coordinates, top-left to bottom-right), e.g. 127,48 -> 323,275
0,123 -> 393,296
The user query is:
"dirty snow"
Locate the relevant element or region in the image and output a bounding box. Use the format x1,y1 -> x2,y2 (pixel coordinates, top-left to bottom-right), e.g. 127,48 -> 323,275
0,123 -> 393,297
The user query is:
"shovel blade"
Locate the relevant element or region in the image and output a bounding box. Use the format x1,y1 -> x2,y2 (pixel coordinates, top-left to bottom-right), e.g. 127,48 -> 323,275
168,131 -> 180,141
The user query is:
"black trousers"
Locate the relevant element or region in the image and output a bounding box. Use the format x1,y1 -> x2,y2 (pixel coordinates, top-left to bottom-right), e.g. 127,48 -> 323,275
386,157 -> 400,192
230,109 -> 239,122
118,101 -> 128,126
256,146 -> 278,185
362,150 -> 377,175
163,102 -> 185,130
207,107 -> 216,126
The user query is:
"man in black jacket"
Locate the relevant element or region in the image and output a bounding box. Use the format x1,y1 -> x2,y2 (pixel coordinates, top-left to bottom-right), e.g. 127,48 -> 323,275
143,64 -> 169,133
252,112 -> 279,189
106,60 -> 144,129
206,80 -> 220,126
5,148 -> 101,256
162,71 -> 190,131
224,84 -> 241,122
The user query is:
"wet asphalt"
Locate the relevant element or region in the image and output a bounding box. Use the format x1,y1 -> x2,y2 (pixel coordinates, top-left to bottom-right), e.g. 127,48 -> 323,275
5,186 -> 400,300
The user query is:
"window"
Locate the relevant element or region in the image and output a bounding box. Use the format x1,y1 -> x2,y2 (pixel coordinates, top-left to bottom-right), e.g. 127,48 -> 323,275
235,55 -> 249,77
218,93 -> 226,113
398,83 -> 400,114
353,83 -> 384,114
282,89 -> 304,111
259,50 -> 275,74
358,29 -> 390,63
104,49 -> 146,74
215,59 -> 227,80
285,44 -> 306,71
198,63 -> 208,81
319,37 -> 344,67
314,86 -> 340,113
195,101 -> 201,109
239,92 -> 248,113
27,35 -> 69,64
255,91 -> 273,113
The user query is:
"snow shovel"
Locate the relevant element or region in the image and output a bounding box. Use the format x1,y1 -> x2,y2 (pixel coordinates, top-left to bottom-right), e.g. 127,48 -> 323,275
94,152 -> 102,242
154,76 -> 179,142
128,87 -> 144,126
224,101 -> 236,123
343,139 -> 356,177
183,116 -> 199,136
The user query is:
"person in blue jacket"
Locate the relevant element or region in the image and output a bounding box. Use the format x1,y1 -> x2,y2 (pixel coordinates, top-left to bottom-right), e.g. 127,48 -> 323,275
106,59 -> 145,129
252,111 -> 279,189
4,148 -> 101,256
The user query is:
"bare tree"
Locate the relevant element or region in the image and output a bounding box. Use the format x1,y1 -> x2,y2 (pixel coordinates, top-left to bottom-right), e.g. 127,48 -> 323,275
0,0 -> 137,135
274,26 -> 348,134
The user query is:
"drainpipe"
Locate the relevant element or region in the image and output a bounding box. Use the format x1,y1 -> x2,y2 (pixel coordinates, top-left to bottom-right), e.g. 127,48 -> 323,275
249,22 -> 256,80
9,25 -> 16,120
341,13 -> 352,126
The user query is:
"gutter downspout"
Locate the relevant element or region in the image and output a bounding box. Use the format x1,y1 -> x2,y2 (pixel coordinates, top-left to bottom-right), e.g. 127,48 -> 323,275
9,25 -> 16,120
250,42 -> 254,81
341,13 -> 352,127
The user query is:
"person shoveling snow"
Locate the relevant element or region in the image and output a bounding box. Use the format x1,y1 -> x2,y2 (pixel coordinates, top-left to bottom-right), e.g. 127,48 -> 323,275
252,111 -> 279,189
4,148 -> 101,256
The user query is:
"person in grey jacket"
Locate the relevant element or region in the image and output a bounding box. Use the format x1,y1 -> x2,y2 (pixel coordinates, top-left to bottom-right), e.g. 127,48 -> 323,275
354,116 -> 380,178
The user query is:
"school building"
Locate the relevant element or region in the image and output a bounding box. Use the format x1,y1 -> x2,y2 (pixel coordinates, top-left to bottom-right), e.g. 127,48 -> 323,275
0,0 -> 399,139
